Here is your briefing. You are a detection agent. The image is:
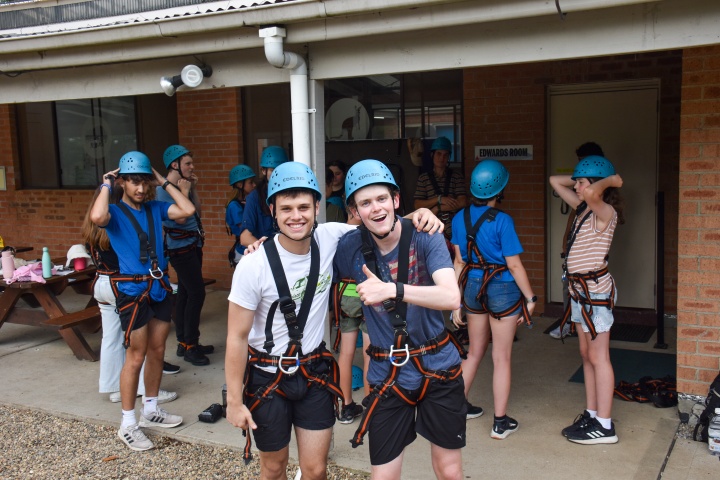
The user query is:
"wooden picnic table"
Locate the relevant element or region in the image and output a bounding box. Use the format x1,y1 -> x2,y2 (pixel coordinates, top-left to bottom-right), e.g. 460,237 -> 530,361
0,264 -> 100,361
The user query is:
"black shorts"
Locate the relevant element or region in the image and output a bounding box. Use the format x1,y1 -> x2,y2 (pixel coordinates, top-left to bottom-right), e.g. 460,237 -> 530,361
117,291 -> 173,333
367,375 -> 466,466
246,364 -> 337,452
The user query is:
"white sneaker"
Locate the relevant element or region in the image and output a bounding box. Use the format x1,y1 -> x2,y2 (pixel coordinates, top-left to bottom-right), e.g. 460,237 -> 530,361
118,423 -> 154,451
141,389 -> 178,405
139,407 -> 183,428
549,322 -> 572,339
109,392 -> 141,403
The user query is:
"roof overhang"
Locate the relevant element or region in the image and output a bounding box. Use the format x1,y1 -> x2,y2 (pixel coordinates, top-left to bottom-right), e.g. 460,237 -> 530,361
0,0 -> 718,103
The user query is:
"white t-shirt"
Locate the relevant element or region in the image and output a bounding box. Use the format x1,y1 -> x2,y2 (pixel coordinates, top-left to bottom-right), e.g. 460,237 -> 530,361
228,223 -> 355,371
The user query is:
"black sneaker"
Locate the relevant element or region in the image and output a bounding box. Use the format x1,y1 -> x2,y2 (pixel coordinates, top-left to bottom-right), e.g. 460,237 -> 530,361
491,416 -> 519,439
162,361 -> 181,375
466,402 -> 484,420
566,417 -> 618,445
184,346 -> 210,366
177,343 -> 215,357
562,410 -> 591,437
338,402 -> 364,424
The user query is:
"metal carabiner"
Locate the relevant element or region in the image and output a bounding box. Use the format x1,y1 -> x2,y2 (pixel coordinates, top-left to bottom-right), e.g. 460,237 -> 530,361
149,267 -> 164,279
389,344 -> 410,367
278,352 -> 300,375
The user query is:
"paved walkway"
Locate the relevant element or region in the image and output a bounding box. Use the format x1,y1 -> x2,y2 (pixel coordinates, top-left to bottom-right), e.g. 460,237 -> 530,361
0,289 -> 716,479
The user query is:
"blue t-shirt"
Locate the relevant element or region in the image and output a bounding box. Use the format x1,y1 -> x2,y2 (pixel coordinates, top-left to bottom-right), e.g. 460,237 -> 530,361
334,218 -> 460,390
241,189 -> 274,240
450,206 -> 523,281
225,199 -> 246,255
155,186 -> 203,250
105,201 -> 171,301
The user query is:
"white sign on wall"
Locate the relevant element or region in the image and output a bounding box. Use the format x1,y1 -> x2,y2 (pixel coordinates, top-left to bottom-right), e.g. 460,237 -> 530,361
475,145 -> 533,161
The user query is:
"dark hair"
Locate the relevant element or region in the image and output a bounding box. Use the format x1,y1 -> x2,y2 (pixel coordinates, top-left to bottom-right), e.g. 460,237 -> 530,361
587,178 -> 625,225
575,142 -> 604,159
119,174 -> 156,201
470,197 -> 490,207
325,167 -> 335,185
328,160 -> 347,175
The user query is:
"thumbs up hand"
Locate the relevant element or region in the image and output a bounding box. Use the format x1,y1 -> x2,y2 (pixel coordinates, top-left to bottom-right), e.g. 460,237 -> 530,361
356,264 -> 396,305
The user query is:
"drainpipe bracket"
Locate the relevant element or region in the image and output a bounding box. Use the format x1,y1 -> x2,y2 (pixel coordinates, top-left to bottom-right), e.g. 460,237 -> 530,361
259,26 -> 287,38
292,108 -> 316,114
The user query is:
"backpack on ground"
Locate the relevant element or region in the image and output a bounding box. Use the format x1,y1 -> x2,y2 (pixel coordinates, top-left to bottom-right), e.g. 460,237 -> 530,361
693,371 -> 720,442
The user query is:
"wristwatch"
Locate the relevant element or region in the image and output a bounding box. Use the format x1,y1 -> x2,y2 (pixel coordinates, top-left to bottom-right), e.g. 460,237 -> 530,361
526,295 -> 538,303
396,282 -> 405,302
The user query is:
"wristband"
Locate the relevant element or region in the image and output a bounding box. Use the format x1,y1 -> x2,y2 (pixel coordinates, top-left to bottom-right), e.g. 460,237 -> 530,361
396,282 -> 405,302
162,180 -> 172,190
100,183 -> 112,193
526,295 -> 537,304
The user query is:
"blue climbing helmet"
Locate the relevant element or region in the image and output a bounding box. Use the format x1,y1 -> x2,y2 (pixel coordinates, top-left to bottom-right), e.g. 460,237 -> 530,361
229,165 -> 256,186
470,159 -> 509,199
163,145 -> 191,169
351,365 -> 364,391
118,151 -> 153,175
266,162 -> 322,205
431,136 -> 452,152
260,146 -> 290,169
344,159 -> 398,203
571,155 -> 615,180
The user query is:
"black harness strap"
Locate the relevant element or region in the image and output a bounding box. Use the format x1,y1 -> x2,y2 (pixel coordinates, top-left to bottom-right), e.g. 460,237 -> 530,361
113,203 -> 171,348
561,202 -> 591,276
331,279 -> 361,353
350,218 -> 465,448
428,170 -> 452,197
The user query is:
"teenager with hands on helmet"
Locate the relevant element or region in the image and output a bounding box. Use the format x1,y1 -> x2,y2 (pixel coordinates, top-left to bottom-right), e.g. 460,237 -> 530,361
239,146 -> 290,247
450,159 -> 536,440
225,164 -> 257,266
225,161 -> 444,479
549,156 -> 624,445
334,160 -> 466,480
90,151 -> 195,452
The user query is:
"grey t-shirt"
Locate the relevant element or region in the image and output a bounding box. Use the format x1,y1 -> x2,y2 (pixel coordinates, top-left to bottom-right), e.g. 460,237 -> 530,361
334,218 -> 459,390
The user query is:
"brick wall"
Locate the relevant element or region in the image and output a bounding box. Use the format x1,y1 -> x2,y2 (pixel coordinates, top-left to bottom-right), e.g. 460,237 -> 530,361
176,88 -> 244,288
463,51 -> 682,316
0,104 -> 95,262
677,45 -> 720,395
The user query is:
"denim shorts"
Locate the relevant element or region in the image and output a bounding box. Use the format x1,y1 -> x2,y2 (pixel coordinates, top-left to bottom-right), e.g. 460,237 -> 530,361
570,291 -> 616,334
463,277 -> 521,316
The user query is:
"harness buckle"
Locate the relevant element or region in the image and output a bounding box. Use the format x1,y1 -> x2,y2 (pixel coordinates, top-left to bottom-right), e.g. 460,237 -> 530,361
278,297 -> 297,316
149,267 -> 164,279
389,344 -> 410,367
278,352 -> 300,375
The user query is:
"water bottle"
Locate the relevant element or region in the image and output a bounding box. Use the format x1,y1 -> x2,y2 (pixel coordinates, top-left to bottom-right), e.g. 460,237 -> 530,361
42,247 -> 52,279
2,249 -> 14,281
709,408 -> 720,456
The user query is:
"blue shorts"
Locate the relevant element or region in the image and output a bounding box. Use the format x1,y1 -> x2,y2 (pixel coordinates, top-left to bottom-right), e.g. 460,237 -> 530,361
570,291 -> 616,334
463,278 -> 521,316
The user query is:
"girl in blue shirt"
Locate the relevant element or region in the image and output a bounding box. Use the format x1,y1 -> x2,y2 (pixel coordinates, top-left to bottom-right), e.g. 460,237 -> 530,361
225,164 -> 256,266
450,159 -> 536,440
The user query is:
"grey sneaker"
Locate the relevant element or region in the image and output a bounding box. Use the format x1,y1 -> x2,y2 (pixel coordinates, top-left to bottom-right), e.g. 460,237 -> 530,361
141,390 -> 178,405
549,322 -> 572,339
139,407 -> 183,428
118,424 -> 154,451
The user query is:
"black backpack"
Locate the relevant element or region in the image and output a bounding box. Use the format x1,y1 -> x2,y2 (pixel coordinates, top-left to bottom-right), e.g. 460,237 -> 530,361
693,371 -> 720,442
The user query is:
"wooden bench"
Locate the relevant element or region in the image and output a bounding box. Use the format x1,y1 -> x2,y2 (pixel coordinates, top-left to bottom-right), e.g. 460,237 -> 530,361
41,305 -> 101,330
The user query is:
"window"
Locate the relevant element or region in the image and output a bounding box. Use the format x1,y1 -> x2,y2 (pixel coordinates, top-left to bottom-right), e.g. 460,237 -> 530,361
16,94 -> 177,189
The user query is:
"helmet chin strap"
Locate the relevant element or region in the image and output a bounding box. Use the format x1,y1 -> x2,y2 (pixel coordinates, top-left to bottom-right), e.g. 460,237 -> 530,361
366,214 -> 398,240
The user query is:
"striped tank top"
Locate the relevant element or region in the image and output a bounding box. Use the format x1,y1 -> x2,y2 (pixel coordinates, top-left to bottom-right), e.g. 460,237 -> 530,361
566,208 -> 617,295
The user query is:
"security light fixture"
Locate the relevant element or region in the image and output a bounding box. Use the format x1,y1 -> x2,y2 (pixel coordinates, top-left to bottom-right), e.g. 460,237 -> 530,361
160,65 -> 213,96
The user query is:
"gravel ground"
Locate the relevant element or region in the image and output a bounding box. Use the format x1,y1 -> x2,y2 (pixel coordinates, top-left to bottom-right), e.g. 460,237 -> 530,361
0,404 -> 369,479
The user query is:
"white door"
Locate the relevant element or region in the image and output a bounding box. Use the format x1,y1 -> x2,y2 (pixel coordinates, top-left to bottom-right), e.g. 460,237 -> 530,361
547,80 -> 658,309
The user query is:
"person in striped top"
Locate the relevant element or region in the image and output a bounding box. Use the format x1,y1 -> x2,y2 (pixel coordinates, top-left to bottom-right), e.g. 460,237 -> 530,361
549,156 -> 624,445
